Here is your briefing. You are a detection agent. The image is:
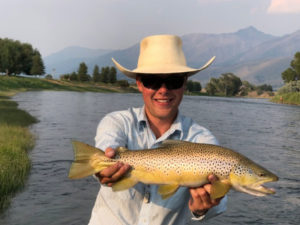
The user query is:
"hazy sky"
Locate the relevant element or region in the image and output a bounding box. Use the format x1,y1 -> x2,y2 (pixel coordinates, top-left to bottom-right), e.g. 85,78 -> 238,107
0,0 -> 299,57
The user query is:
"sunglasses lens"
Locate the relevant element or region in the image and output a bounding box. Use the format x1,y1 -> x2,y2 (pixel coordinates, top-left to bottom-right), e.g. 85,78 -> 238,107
165,77 -> 185,90
141,76 -> 185,90
141,77 -> 162,89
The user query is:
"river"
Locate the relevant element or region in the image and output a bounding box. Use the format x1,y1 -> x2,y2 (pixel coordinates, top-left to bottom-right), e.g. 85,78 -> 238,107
0,91 -> 299,225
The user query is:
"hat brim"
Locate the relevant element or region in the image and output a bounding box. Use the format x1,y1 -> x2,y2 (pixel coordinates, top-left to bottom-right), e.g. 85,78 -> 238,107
112,56 -> 216,79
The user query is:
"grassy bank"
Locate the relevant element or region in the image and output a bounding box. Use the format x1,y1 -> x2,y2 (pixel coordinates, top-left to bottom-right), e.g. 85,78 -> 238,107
271,92 -> 300,105
0,75 -> 138,93
0,93 -> 37,212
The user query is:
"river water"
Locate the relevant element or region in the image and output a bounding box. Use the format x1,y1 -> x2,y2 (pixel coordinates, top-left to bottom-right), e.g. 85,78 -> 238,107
0,91 -> 299,225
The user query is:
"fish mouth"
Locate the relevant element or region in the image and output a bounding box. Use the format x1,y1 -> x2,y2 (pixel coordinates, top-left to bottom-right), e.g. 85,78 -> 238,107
235,177 -> 278,197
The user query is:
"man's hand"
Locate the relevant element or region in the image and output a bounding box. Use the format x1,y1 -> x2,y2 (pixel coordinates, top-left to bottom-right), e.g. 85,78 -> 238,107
95,147 -> 131,187
188,174 -> 223,216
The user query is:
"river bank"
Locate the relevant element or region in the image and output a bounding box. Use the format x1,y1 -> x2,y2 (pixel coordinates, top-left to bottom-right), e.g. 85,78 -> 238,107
271,92 -> 300,105
0,92 -> 37,212
0,75 -> 138,93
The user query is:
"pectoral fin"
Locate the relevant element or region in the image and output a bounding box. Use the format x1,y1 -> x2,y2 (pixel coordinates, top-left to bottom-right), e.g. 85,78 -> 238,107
116,146 -> 128,153
158,184 -> 180,199
112,176 -> 138,191
210,180 -> 231,200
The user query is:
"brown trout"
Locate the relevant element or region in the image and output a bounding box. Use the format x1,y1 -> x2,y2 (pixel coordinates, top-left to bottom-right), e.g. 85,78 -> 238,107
68,140 -> 278,199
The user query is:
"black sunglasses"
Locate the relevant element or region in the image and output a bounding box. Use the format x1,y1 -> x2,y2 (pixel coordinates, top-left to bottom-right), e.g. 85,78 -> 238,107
140,75 -> 186,90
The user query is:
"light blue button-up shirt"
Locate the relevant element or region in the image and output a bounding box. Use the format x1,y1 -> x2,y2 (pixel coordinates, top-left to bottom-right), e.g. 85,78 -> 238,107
89,106 -> 227,225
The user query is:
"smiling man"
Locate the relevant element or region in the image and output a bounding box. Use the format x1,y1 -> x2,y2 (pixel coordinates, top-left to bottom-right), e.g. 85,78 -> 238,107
89,35 -> 227,225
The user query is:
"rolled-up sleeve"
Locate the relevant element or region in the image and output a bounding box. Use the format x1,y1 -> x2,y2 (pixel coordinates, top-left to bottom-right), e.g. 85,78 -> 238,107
94,113 -> 127,151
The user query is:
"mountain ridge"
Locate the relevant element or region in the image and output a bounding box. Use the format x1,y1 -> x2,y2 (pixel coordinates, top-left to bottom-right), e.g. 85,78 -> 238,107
44,27 -> 299,88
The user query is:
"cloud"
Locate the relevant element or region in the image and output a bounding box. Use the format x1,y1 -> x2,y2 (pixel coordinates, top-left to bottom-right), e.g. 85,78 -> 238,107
267,0 -> 300,14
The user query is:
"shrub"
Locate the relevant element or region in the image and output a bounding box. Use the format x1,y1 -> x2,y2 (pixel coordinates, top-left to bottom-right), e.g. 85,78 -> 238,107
45,74 -> 53,80
117,80 -> 129,88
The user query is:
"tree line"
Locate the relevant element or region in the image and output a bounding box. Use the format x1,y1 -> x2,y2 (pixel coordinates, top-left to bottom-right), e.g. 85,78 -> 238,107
0,38 -> 44,75
205,73 -> 272,97
204,52 -> 300,97
277,52 -> 300,94
60,62 -> 130,88
281,52 -> 300,84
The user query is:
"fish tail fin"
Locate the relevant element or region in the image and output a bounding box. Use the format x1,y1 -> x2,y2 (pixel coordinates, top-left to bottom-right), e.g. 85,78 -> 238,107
68,141 -> 111,179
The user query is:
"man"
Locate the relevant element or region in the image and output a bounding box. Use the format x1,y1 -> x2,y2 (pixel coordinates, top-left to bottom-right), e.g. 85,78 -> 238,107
89,34 -> 227,225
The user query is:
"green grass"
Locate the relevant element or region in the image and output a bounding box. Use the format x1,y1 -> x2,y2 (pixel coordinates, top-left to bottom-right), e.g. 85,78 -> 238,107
0,75 -> 63,91
0,75 -> 135,93
271,92 -> 300,105
0,94 -> 37,212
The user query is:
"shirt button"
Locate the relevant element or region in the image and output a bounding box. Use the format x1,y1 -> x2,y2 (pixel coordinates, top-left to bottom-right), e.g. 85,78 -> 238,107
144,191 -> 150,203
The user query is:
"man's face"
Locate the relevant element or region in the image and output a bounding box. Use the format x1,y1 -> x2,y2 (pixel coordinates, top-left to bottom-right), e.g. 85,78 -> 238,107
136,75 -> 186,122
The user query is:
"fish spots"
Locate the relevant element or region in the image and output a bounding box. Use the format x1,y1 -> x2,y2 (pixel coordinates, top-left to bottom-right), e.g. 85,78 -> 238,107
114,141 -> 246,184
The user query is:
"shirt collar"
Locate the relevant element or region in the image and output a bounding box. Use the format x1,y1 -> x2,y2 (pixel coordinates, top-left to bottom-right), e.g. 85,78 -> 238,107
137,105 -> 183,139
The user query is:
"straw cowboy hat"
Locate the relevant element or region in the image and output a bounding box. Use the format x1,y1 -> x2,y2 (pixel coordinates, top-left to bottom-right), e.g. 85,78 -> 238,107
112,34 -> 215,79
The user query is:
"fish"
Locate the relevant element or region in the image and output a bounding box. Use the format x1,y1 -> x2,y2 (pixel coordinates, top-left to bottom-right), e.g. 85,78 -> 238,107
68,140 -> 278,199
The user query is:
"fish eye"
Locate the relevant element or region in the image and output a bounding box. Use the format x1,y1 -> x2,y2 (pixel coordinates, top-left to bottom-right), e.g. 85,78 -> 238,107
258,173 -> 266,177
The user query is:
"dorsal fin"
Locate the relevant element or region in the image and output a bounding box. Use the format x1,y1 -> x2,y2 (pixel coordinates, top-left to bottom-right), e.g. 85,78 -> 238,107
161,140 -> 188,148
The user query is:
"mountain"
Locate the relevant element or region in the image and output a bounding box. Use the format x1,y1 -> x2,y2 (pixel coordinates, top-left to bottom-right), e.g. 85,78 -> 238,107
221,29 -> 300,87
181,26 -> 276,66
44,46 -> 113,75
44,27 -> 300,88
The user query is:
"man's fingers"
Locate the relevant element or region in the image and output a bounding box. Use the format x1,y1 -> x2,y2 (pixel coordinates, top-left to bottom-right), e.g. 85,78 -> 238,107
99,162 -> 122,178
105,147 -> 116,158
99,162 -> 131,184
104,164 -> 130,183
203,183 -> 212,193
203,174 -> 218,194
190,187 -> 211,207
207,174 -> 218,183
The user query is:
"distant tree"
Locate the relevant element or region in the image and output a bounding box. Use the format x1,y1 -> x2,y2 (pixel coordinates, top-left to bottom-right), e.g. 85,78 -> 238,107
257,84 -> 273,92
70,72 -> 78,81
60,74 -> 70,80
0,38 -> 44,75
109,66 -> 117,83
78,62 -> 89,82
186,80 -> 194,92
282,52 -> 300,83
100,66 -> 109,83
93,65 -> 101,82
193,81 -> 201,92
239,80 -> 255,96
221,73 -> 242,96
205,73 -> 242,96
45,74 -> 53,80
117,80 -> 129,88
186,80 -> 201,92
30,51 -> 45,75
206,77 -> 222,96
277,80 -> 300,94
